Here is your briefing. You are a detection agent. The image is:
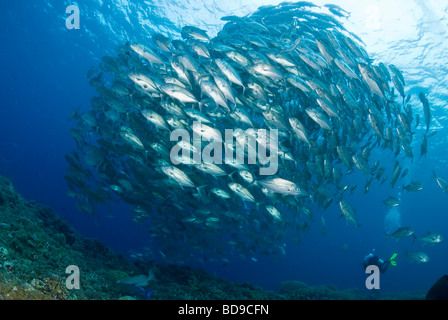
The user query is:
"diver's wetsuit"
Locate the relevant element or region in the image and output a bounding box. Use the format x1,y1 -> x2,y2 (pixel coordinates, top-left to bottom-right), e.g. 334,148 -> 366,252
363,253 -> 389,273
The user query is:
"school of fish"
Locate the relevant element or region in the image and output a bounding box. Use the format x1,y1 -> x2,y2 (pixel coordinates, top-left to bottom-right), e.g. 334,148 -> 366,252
64,1 -> 444,264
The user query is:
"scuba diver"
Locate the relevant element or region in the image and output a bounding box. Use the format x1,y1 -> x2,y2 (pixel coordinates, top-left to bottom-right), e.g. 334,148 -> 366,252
363,249 -> 398,273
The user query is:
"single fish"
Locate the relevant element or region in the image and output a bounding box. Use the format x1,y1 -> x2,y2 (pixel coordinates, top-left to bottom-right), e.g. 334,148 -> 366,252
228,182 -> 256,203
418,232 -> 443,245
259,177 -> 307,196
117,269 -> 157,287
161,165 -> 196,188
339,200 -> 360,228
382,196 -> 400,207
387,226 -> 415,239
406,251 -> 429,264
433,170 -> 448,193
182,26 -> 210,42
142,109 -> 170,131
403,180 -> 423,192
419,92 -> 431,132
305,108 -> 332,131
215,59 -> 244,89
266,205 -> 282,221
130,43 -> 164,65
161,84 -> 198,104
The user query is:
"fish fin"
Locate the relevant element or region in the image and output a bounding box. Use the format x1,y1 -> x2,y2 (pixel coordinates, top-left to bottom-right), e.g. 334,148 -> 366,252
432,170 -> 438,179
148,269 -> 157,281
196,100 -> 204,113
248,181 -> 259,189
134,284 -> 147,292
146,288 -> 154,300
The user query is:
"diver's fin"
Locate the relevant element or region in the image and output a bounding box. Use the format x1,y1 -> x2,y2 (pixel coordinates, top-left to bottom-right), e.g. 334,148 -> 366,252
389,253 -> 398,261
388,253 -> 398,266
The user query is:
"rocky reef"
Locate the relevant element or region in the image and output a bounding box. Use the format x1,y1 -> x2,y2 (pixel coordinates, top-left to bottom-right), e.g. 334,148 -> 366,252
0,176 -> 424,300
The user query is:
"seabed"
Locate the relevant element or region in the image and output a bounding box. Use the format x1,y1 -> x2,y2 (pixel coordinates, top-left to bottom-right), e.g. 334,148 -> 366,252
0,176 -> 424,300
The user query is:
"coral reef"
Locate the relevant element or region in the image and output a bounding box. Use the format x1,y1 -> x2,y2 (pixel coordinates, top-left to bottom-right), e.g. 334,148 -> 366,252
0,176 -> 425,300
0,176 -> 128,299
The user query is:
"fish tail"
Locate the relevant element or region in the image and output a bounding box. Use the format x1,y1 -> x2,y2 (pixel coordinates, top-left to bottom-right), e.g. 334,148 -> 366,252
247,181 -> 256,188
228,170 -> 238,181
196,185 -> 208,195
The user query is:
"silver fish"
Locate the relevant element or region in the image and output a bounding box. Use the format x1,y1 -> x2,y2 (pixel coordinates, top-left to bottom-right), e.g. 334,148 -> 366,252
161,84 -> 198,104
259,177 -> 307,196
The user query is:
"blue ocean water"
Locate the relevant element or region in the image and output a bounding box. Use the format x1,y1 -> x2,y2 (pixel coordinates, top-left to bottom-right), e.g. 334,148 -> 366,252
1,0 -> 447,296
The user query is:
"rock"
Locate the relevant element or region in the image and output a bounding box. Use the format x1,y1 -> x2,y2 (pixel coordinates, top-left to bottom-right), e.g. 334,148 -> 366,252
426,275 -> 448,300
